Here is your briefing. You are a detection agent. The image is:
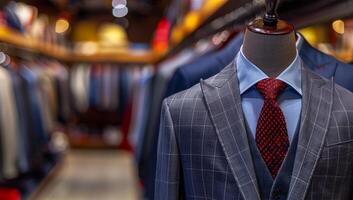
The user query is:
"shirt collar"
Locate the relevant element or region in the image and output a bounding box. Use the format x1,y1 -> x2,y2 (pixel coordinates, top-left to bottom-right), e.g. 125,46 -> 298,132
296,33 -> 304,50
236,46 -> 302,96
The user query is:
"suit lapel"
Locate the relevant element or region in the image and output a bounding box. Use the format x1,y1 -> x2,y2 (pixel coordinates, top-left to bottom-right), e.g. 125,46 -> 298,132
287,64 -> 334,200
201,61 -> 260,200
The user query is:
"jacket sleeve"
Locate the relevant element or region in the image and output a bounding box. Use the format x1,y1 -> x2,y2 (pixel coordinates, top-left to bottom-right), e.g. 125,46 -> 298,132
155,100 -> 183,200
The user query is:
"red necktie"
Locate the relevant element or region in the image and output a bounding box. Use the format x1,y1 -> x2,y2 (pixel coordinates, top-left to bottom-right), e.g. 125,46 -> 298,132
256,78 -> 289,178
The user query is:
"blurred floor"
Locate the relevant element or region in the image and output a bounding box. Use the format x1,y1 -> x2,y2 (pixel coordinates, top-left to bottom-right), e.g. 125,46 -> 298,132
32,150 -> 140,200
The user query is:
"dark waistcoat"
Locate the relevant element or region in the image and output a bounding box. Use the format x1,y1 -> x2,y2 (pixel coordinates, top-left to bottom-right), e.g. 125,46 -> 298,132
245,120 -> 300,200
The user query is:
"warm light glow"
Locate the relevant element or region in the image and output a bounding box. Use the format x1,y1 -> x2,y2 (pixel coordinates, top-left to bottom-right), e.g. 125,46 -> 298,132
183,11 -> 200,32
30,15 -> 48,39
98,23 -> 128,47
171,26 -> 184,44
298,28 -> 318,45
332,20 -> 345,34
55,19 -> 70,34
202,0 -> 226,14
77,42 -> 98,55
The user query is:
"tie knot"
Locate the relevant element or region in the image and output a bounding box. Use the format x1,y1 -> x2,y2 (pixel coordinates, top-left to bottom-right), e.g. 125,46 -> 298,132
256,78 -> 286,99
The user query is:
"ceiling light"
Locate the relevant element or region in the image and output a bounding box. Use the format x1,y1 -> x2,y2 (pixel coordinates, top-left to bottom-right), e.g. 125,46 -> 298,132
332,20 -> 345,34
55,18 -> 70,34
112,5 -> 128,18
112,0 -> 127,7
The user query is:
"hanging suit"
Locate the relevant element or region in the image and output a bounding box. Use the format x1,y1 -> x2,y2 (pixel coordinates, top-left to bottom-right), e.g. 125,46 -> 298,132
0,67 -> 18,179
165,33 -> 245,97
297,33 -> 353,92
165,33 -> 353,97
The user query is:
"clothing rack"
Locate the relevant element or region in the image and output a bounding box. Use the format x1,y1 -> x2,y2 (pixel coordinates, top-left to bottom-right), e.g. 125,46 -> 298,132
156,0 -> 248,64
164,0 -> 264,62
282,0 -> 353,28
66,63 -> 149,150
158,0 -> 353,63
0,54 -> 69,199
1,18 -> 156,150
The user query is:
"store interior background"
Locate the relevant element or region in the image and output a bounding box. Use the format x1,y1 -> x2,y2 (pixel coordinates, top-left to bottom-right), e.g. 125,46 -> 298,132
0,0 -> 353,199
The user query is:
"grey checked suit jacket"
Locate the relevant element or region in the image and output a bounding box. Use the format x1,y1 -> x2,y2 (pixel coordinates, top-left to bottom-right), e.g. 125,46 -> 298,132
155,61 -> 353,200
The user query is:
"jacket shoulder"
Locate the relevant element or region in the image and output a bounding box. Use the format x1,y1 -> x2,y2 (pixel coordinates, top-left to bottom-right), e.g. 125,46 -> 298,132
162,82 -> 208,126
164,82 -> 204,108
164,60 -> 235,111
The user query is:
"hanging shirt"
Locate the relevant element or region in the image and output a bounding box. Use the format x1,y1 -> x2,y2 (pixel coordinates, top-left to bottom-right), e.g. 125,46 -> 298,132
10,70 -> 29,173
0,66 -> 19,179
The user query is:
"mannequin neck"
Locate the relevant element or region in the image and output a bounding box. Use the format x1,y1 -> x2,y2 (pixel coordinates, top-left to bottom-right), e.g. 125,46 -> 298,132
242,28 -> 297,77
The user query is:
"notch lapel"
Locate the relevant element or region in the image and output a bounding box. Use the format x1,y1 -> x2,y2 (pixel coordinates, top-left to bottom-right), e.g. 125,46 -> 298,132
287,64 -> 334,200
201,61 -> 260,200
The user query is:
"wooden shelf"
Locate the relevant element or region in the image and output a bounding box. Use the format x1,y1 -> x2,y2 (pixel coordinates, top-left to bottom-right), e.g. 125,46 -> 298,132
0,26 -> 71,61
73,49 -> 160,64
0,25 -> 160,64
0,26 -> 36,50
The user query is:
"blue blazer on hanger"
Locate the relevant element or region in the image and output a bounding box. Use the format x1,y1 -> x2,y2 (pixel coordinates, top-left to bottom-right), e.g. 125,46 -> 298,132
165,33 -> 245,97
298,33 -> 353,92
165,33 -> 353,96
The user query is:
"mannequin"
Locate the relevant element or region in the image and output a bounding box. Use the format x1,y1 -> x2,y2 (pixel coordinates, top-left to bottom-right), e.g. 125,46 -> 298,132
242,0 -> 297,77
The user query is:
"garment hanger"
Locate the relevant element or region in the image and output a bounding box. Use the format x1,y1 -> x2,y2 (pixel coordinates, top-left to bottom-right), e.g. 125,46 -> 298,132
242,0 -> 297,77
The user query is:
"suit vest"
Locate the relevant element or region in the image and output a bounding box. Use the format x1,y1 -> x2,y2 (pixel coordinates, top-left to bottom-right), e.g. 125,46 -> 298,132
245,120 -> 300,200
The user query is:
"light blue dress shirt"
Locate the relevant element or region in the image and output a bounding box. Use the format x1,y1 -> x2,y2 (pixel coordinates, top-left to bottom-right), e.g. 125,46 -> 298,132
236,48 -> 302,143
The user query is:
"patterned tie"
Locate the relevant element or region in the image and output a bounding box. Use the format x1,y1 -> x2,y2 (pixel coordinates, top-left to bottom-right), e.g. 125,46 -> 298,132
256,78 -> 289,178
